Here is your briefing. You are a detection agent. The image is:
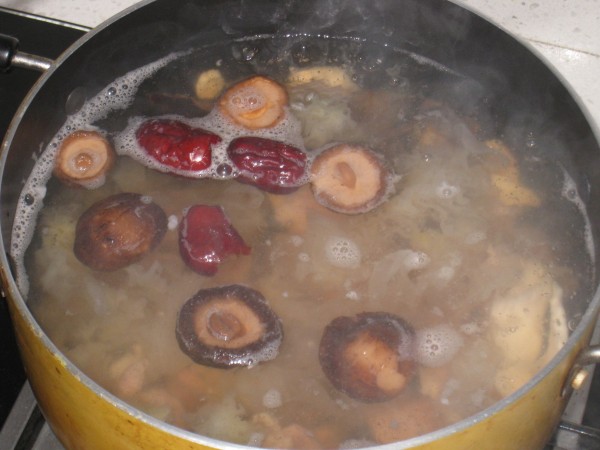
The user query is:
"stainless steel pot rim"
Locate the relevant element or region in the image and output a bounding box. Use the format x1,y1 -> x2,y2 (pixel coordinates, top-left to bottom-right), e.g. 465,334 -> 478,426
1,0 -> 600,448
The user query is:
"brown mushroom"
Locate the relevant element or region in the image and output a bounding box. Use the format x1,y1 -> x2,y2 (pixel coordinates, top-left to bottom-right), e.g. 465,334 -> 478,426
319,312 -> 416,402
310,144 -> 390,214
53,130 -> 115,188
218,76 -> 288,129
74,193 -> 167,271
176,284 -> 283,369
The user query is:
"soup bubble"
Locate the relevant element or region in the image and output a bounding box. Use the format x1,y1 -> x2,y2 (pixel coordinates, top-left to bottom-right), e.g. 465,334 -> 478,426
262,388 -> 282,408
403,250 -> 429,270
416,324 -> 464,368
325,236 -> 361,269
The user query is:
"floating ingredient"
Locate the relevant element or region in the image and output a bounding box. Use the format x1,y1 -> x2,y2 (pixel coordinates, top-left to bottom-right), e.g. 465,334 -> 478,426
136,118 -> 221,174
319,312 -> 416,402
53,130 -> 115,188
74,193 -> 167,271
179,205 -> 251,276
219,76 -> 288,129
227,136 -> 308,194
176,284 -> 283,368
310,144 -> 390,214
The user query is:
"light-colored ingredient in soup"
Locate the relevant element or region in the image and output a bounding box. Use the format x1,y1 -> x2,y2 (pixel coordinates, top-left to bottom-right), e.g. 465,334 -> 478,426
195,68 -> 226,101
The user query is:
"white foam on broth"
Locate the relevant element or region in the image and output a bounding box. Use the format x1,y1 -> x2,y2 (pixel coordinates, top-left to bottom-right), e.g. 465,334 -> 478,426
11,52 -> 183,295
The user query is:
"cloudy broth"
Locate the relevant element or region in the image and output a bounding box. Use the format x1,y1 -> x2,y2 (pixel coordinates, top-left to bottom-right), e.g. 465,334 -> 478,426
12,36 -> 594,448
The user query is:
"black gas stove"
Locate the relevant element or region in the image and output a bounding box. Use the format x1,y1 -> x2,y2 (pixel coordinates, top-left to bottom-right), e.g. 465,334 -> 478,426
1,6 -> 600,449
0,6 -> 88,444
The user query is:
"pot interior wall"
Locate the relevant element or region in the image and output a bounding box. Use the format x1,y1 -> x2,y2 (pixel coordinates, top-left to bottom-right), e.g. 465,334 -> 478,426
1,0 -> 600,448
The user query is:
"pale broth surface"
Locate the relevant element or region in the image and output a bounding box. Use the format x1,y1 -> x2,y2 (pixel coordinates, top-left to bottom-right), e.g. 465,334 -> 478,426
13,37 -> 592,448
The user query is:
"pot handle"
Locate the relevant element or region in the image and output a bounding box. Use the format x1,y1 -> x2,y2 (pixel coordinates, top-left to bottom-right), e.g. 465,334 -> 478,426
577,345 -> 600,365
563,345 -> 600,396
0,33 -> 52,72
552,345 -> 600,448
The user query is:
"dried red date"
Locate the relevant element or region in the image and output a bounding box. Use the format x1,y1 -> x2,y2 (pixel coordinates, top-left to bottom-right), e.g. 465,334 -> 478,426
227,136 -> 307,194
179,205 -> 251,276
136,119 -> 221,173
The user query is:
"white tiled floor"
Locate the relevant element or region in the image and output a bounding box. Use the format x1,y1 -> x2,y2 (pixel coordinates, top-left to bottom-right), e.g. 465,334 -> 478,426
1,0 -> 599,131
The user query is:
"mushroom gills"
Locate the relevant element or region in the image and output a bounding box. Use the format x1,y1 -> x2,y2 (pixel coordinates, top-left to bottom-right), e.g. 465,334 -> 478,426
310,144 -> 391,214
219,76 -> 288,129
176,284 -> 283,369
53,130 -> 115,188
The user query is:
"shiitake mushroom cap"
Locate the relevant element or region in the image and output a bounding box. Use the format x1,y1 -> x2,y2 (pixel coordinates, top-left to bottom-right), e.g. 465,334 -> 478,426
176,284 -> 283,369
74,193 -> 167,271
218,76 -> 288,130
319,312 -> 416,402
310,144 -> 390,214
53,130 -> 115,188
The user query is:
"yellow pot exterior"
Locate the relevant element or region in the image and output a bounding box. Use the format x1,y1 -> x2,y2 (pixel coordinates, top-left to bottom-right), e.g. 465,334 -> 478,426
8,295 -> 215,450
6,277 -> 589,450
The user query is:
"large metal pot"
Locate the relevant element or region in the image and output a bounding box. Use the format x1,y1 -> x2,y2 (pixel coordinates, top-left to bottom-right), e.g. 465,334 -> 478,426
1,0 -> 600,448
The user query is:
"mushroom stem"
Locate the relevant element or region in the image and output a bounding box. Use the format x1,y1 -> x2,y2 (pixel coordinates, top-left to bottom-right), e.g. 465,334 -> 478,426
207,310 -> 245,342
335,162 -> 357,189
176,285 -> 283,369
53,130 -> 115,188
